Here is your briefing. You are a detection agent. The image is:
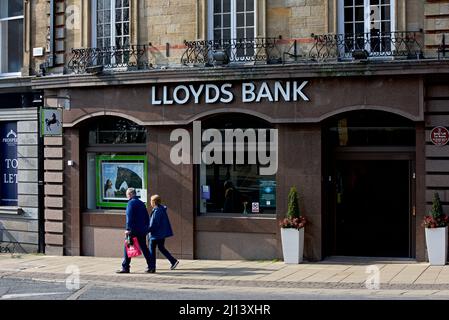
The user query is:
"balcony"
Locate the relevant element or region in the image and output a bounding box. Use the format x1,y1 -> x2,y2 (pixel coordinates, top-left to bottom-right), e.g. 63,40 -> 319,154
181,37 -> 283,66
67,45 -> 152,74
181,32 -> 424,66
309,31 -> 424,62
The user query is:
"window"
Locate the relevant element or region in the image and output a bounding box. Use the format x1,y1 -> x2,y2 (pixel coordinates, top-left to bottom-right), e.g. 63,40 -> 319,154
94,0 -> 130,48
339,0 -> 395,54
198,114 -> 276,216
209,0 -> 256,59
83,117 -> 147,210
0,0 -> 23,75
93,0 -> 130,66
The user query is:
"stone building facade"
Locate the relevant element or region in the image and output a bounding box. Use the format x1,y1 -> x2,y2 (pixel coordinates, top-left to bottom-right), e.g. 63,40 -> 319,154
2,1 -> 449,261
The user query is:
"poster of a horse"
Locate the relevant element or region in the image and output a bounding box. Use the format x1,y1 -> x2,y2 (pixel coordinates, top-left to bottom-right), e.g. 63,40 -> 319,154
96,155 -> 147,207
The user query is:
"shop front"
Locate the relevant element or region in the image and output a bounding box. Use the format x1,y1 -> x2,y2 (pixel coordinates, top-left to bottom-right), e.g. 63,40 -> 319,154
38,67 -> 429,261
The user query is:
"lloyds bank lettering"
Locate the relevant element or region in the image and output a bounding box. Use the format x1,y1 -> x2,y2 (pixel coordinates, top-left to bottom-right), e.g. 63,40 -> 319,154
150,80 -> 309,105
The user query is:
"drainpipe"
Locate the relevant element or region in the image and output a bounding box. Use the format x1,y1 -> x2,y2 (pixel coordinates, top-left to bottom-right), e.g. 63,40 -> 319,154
37,94 -> 45,254
40,0 -> 55,74
48,0 -> 55,67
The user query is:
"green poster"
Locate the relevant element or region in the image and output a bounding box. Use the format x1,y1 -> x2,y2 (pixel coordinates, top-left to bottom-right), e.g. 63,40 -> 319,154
260,180 -> 276,208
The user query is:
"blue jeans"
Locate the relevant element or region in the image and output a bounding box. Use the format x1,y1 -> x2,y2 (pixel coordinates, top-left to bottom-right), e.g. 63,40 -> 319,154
122,234 -> 152,271
149,238 -> 177,270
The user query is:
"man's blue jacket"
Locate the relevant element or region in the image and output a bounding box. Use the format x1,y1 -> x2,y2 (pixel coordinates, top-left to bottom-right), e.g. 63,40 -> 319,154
149,205 -> 174,240
125,196 -> 149,236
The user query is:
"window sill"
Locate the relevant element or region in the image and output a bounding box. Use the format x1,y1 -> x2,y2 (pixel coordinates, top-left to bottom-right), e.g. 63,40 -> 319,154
0,72 -> 21,78
0,206 -> 23,215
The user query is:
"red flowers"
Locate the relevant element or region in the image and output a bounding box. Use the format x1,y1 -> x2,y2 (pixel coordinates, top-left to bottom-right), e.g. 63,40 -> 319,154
280,216 -> 307,230
422,214 -> 449,228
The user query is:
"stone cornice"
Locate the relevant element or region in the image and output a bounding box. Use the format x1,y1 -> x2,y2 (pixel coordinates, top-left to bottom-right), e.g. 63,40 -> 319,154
31,59 -> 449,90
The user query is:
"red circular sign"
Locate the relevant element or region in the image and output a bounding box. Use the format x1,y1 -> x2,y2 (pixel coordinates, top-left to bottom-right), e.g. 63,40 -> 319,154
430,126 -> 449,146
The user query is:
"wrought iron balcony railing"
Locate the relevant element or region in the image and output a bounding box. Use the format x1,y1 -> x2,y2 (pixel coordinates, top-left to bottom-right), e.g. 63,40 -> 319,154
67,45 -> 152,74
181,37 -> 282,65
309,31 -> 423,61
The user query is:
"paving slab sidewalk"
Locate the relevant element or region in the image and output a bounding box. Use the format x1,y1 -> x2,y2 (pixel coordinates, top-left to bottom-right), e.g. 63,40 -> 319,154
1,254 -> 449,292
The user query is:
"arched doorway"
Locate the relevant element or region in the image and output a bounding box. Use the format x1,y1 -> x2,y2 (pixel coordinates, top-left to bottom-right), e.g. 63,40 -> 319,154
322,110 -> 416,258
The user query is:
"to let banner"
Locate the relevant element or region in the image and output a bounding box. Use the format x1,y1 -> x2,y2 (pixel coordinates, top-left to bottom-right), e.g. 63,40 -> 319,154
0,122 -> 18,206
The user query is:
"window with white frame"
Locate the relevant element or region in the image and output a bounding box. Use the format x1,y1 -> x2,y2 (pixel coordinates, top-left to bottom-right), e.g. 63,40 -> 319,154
0,0 -> 23,75
209,0 -> 256,59
339,0 -> 395,54
94,0 -> 130,49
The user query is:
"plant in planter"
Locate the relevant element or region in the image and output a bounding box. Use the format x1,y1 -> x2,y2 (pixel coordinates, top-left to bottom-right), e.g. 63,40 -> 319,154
423,193 -> 449,265
280,186 -> 307,264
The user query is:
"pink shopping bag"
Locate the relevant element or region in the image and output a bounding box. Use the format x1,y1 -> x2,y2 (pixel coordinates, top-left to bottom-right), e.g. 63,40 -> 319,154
125,237 -> 142,258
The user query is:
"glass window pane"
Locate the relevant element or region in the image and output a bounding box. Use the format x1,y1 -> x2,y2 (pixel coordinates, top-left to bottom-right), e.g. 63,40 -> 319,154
381,21 -> 390,33
105,0 -> 111,8
1,19 -> 23,73
104,24 -> 111,37
116,9 -> 122,22
123,9 -> 129,22
97,25 -> 103,38
246,13 -> 254,27
116,23 -> 122,36
344,23 -> 354,34
344,0 -> 353,6
237,0 -> 244,12
214,29 -> 221,40
223,0 -> 230,13
8,0 -> 23,17
381,5 -> 390,20
246,27 -> 254,39
344,8 -> 353,22
123,22 -> 129,36
98,11 -> 104,23
355,22 -> 364,33
214,15 -> 222,28
237,13 -> 244,27
116,0 -> 122,8
223,13 -> 230,27
123,0 -> 129,7
214,0 -> 221,13
97,0 -> 104,10
355,7 -> 364,21
222,28 -> 231,40
104,9 -> 111,23
246,0 -> 254,11
237,28 -> 244,39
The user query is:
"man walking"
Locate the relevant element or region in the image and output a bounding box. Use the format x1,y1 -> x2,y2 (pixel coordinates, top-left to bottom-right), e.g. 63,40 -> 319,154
147,194 -> 179,273
117,188 -> 153,273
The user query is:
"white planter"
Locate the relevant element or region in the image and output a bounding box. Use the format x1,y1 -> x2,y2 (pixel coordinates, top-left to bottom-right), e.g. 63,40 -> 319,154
281,228 -> 304,264
425,226 -> 448,266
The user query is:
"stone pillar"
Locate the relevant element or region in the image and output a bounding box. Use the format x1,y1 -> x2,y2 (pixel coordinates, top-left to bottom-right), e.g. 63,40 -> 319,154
44,137 -> 64,255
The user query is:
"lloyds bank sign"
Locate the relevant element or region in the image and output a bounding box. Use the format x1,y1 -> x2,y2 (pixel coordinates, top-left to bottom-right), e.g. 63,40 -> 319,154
150,80 -> 310,105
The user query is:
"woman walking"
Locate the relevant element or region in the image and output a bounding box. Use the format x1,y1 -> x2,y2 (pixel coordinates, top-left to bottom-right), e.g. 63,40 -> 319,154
147,194 -> 179,273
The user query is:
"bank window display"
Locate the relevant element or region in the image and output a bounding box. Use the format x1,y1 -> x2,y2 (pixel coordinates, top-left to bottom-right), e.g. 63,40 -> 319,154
0,0 -> 24,74
84,117 -> 147,210
198,115 -> 276,215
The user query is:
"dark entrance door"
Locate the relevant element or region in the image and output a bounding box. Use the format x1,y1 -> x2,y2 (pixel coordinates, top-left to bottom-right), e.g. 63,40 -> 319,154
334,159 -> 411,257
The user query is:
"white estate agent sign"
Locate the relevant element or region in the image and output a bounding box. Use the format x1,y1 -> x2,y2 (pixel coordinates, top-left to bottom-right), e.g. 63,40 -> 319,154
150,81 -> 310,105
